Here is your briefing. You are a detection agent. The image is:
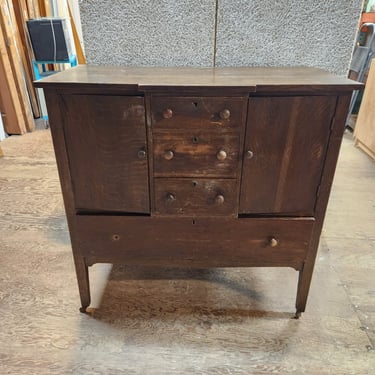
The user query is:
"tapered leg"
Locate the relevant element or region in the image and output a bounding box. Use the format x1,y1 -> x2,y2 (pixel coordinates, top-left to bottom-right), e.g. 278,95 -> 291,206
295,261 -> 315,318
73,255 -> 91,313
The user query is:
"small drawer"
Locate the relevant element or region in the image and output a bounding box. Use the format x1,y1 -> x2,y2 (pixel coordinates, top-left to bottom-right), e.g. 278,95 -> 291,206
154,178 -> 237,216
153,131 -> 240,177
151,96 -> 247,129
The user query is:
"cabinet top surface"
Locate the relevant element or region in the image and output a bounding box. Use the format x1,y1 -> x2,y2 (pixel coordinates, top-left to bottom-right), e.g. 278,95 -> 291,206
35,65 -> 361,92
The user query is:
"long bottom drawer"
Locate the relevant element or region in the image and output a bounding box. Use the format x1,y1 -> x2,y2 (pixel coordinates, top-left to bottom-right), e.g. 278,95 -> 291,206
74,216 -> 314,269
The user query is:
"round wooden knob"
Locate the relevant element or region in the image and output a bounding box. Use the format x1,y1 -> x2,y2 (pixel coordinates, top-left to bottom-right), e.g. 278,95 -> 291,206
215,194 -> 225,205
216,150 -> 227,161
137,149 -> 146,159
219,109 -> 231,120
166,193 -> 176,202
163,108 -> 173,119
246,150 -> 254,159
269,237 -> 278,247
163,150 -> 174,160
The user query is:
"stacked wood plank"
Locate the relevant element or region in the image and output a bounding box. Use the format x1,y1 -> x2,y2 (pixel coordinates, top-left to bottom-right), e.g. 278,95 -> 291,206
13,0 -> 41,118
0,0 -> 35,134
0,0 -> 85,135
354,58 -> 375,161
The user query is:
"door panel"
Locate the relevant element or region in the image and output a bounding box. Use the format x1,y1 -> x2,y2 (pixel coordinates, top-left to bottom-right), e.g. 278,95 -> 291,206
61,94 -> 149,213
240,96 -> 336,214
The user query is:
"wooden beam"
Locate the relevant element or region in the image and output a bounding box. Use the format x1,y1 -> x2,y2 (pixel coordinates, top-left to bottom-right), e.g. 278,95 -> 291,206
0,20 -> 27,134
26,0 -> 40,18
37,0 -> 45,15
37,0 -> 51,16
68,3 -> 86,64
354,59 -> 375,161
12,0 -> 41,118
0,0 -> 34,131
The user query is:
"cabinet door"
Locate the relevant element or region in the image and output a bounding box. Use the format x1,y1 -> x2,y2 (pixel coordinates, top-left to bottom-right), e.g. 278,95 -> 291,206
61,94 -> 149,213
240,96 -> 336,215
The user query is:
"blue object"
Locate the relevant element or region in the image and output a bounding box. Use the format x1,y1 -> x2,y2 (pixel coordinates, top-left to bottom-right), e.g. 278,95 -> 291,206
33,55 -> 77,126
33,54 -> 77,80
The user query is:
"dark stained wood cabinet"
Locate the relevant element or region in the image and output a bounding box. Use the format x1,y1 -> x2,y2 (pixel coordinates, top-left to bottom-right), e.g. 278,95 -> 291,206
61,94 -> 149,213
240,96 -> 337,215
35,66 -> 361,317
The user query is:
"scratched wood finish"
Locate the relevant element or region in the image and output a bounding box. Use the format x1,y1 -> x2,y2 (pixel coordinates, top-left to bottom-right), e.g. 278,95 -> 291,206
75,215 -> 313,269
60,94 -> 150,213
151,96 -> 246,129
34,65 -> 362,92
240,96 -> 337,215
154,178 -> 238,216
153,131 -> 240,177
0,128 -> 374,374
295,94 -> 352,314
34,67 -> 359,316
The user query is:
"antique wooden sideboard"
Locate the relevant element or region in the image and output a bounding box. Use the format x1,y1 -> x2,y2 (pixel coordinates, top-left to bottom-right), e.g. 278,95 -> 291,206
35,66 -> 361,317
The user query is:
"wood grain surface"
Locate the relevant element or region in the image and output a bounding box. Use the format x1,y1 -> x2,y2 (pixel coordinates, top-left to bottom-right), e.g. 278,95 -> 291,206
151,96 -> 246,129
354,59 -> 375,161
0,127 -> 374,373
240,95 -> 336,215
60,94 -> 150,213
34,65 -> 362,92
74,215 -> 312,269
153,131 -> 240,178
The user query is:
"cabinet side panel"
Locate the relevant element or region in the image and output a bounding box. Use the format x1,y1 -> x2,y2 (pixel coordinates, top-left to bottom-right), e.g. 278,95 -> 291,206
43,89 -> 77,227
296,93 -> 352,312
240,96 -> 336,215
60,94 -> 150,214
44,89 -> 92,310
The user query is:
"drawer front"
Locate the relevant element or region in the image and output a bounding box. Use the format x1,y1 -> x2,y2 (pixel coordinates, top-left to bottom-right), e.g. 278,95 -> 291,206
151,96 -> 247,129
154,178 -> 237,216
153,131 -> 240,177
75,216 -> 314,269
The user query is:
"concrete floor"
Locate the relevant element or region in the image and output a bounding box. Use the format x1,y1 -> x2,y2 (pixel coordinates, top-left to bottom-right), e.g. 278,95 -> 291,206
0,128 -> 374,374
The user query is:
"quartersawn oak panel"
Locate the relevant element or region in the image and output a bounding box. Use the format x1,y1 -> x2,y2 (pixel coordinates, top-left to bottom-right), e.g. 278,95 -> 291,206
61,94 -> 150,213
154,178 -> 237,216
240,96 -> 337,215
151,96 -> 247,129
153,131 -> 240,177
75,216 -> 314,269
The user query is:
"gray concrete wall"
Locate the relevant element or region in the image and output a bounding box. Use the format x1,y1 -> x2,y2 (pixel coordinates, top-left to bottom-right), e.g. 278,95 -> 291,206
79,0 -> 216,67
79,0 -> 362,75
215,0 -> 362,75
